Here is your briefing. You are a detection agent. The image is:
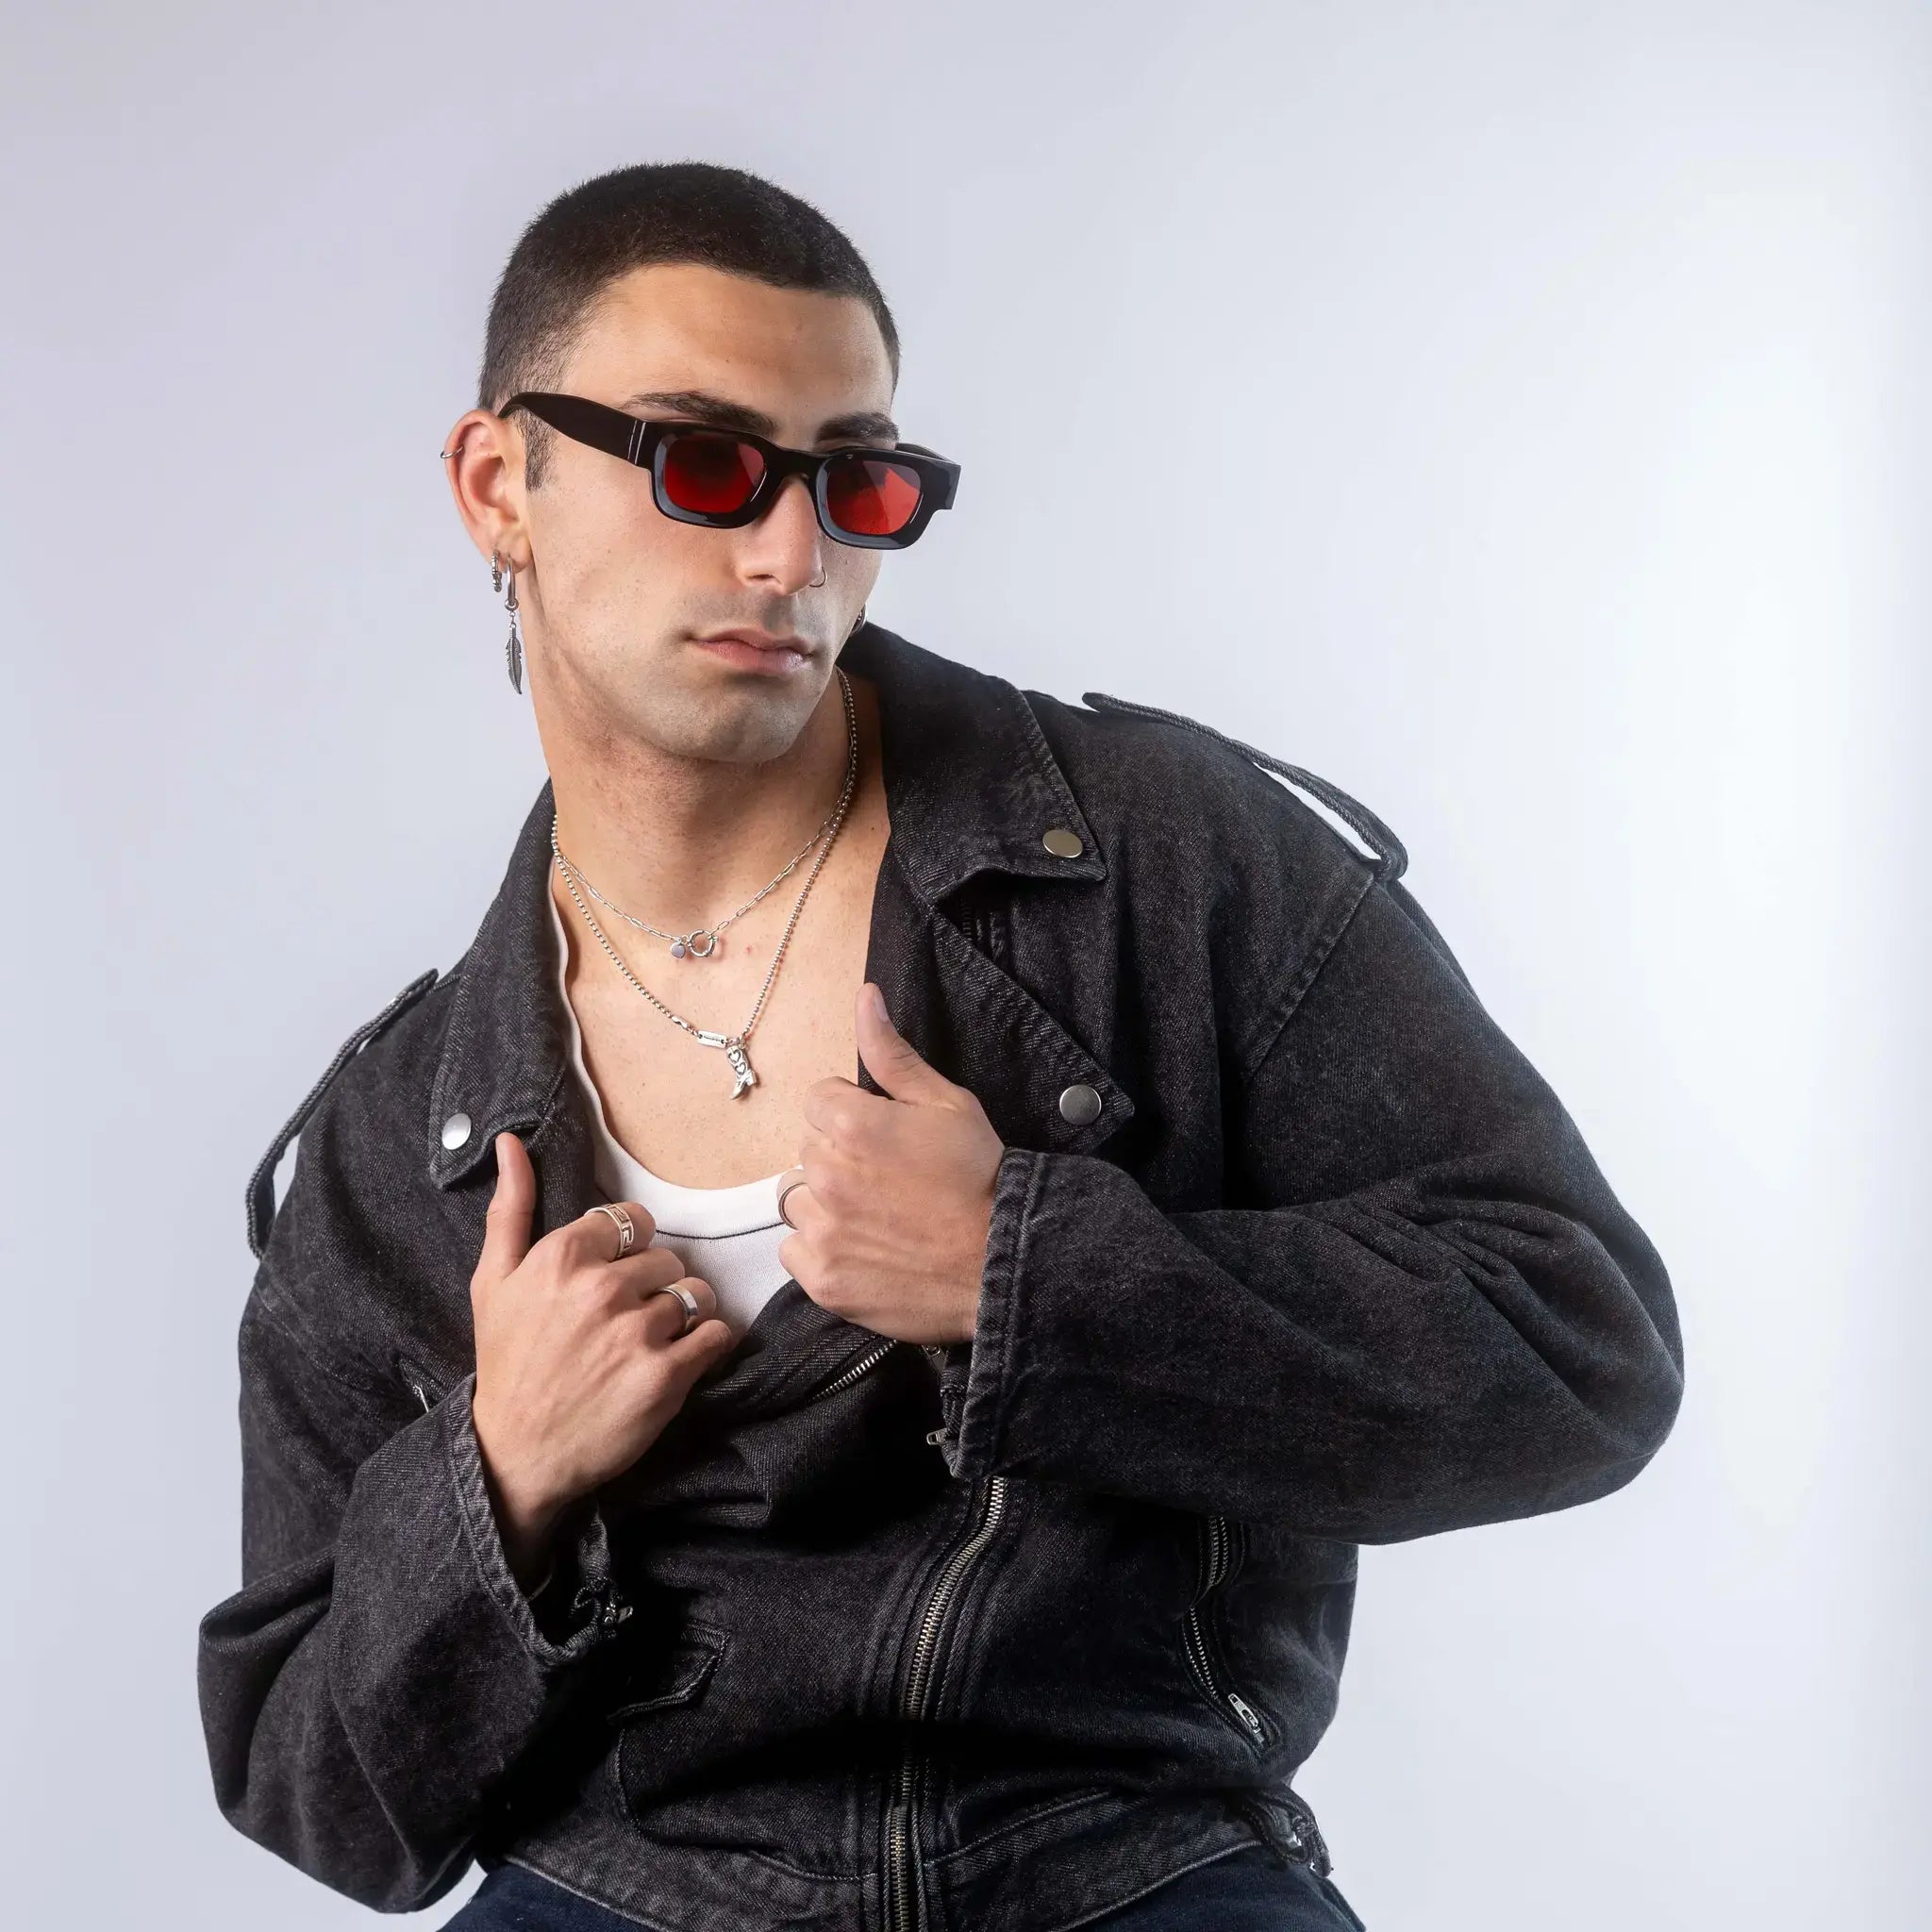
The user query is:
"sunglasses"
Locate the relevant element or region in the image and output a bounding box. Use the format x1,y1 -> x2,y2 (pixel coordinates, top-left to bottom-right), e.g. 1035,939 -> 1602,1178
497,391 -> 961,550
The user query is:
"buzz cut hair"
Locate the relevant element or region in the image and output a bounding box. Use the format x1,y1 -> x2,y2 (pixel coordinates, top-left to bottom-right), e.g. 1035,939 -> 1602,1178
476,160 -> 900,489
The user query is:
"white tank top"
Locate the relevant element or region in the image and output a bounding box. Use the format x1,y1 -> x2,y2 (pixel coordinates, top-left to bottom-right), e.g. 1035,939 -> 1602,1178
547,890 -> 793,1339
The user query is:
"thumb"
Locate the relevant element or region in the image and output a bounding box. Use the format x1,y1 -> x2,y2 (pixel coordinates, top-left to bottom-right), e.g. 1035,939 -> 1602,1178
475,1130 -> 536,1287
855,982 -> 954,1104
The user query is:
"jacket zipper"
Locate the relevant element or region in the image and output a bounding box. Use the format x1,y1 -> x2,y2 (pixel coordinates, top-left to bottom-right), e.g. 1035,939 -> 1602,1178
961,896 -> 1008,965
402,1362 -> 437,1414
805,1337 -> 898,1404
1184,1515 -> 1269,1748
887,1474 -> 1010,1932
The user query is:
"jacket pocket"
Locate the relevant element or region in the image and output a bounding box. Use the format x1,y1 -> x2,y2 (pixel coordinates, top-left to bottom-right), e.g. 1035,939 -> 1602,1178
1181,1514 -> 1274,1749
608,1622 -> 726,1722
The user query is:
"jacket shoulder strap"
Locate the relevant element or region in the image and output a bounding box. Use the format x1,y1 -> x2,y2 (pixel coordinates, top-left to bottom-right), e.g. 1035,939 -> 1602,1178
1080,690 -> 1407,883
245,966 -> 442,1261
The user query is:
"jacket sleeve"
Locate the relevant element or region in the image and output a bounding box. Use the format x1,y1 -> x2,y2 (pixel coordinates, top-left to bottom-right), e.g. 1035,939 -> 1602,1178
195,1277 -> 626,1911
932,872 -> 1686,1540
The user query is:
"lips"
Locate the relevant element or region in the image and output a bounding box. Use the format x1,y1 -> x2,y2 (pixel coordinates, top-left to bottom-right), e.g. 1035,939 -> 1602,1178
691,631 -> 814,676
695,629 -> 810,655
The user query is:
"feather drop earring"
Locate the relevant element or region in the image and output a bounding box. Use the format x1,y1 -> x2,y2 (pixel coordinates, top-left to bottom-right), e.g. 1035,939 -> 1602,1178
492,550 -> 525,692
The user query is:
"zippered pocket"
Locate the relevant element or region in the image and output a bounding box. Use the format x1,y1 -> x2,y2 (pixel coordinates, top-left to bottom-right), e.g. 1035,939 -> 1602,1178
803,1336 -> 899,1407
1182,1513 -> 1274,1749
397,1356 -> 441,1415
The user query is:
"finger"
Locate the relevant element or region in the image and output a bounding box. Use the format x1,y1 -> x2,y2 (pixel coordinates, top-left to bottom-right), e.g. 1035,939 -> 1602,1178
854,980 -> 956,1104
576,1197 -> 657,1264
475,1132 -> 536,1287
774,1166 -> 813,1231
610,1244 -> 691,1293
637,1276 -> 720,1345
778,1174 -> 829,1235
661,1314 -> 740,1380
800,1080 -> 867,1137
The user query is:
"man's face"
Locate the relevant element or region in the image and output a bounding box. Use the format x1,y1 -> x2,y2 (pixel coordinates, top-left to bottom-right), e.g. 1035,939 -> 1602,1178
474,261 -> 897,764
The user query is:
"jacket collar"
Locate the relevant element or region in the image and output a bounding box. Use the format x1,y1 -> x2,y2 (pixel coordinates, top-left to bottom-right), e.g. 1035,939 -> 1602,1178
425,621 -> 1123,1194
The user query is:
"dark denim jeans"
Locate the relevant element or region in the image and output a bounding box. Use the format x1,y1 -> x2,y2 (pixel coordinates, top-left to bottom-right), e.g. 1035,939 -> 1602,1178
448,1843 -> 1369,1931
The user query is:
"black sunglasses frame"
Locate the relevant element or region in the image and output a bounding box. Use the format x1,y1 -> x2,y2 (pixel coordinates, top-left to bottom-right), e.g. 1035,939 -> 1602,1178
498,391 -> 960,550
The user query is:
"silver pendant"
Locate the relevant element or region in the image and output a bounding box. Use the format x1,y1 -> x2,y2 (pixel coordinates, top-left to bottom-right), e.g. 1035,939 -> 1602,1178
671,929 -> 719,960
694,1028 -> 758,1098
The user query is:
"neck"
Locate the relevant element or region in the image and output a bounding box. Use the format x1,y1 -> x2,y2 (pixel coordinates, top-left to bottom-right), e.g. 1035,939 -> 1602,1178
540,667 -> 874,939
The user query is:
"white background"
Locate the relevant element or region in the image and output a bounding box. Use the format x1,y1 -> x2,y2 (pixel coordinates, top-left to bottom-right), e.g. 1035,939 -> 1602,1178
3,3 -> 1924,1926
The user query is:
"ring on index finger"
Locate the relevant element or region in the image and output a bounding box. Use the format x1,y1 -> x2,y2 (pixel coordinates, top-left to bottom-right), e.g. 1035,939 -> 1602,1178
587,1202 -> 636,1257
775,1168 -> 809,1231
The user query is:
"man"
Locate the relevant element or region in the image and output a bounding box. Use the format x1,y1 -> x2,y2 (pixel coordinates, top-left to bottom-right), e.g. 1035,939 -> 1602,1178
197,162 -> 1683,1932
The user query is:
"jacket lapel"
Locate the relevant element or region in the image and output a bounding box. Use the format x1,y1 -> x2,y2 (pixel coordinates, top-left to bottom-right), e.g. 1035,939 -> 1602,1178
839,622 -> 1136,1155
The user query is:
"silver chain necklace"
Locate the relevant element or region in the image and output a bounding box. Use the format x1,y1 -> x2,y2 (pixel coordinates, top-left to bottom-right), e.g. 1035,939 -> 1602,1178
555,752 -> 849,961
549,667 -> 859,1099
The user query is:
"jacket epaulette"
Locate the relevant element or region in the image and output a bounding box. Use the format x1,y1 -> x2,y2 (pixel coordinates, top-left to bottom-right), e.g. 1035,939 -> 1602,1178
1080,690 -> 1408,884
245,967 -> 442,1261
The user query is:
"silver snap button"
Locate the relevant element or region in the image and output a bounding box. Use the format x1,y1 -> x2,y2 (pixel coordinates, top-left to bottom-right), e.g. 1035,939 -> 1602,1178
1041,826 -> 1084,858
1058,1082 -> 1102,1125
441,1111 -> 473,1150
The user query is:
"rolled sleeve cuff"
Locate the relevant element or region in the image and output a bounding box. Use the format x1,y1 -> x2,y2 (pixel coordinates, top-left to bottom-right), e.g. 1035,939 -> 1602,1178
934,1142 -> 1043,1484
442,1372 -> 622,1669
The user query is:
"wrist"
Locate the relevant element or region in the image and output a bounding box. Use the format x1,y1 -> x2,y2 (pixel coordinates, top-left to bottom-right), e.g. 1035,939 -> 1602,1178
488,1471 -> 567,1592
470,1392 -> 574,1582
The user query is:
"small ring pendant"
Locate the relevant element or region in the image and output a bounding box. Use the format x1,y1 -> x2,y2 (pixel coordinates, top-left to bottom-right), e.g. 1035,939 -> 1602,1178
672,929 -> 719,959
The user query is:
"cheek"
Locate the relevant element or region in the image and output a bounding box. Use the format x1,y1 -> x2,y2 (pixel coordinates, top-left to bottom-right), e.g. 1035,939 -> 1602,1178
630,522 -> 733,612
549,491 -> 735,617
834,546 -> 886,602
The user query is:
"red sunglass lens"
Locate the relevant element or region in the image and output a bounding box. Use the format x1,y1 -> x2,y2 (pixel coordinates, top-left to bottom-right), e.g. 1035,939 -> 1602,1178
824,457 -> 924,537
660,432 -> 765,515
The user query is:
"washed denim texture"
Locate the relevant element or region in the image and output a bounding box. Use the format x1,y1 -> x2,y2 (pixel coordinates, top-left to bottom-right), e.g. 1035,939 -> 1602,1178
196,621 -> 1683,1931
446,1841 -> 1368,1930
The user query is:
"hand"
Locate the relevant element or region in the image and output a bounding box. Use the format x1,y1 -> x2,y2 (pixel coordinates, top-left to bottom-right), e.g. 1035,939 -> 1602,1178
468,1131 -> 738,1585
777,982 -> 1006,1347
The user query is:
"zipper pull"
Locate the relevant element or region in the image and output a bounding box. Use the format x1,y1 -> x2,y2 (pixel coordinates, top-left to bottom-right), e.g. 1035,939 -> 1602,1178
1227,1691 -> 1267,1744
572,1579 -> 634,1637
1280,1790 -> 1334,1876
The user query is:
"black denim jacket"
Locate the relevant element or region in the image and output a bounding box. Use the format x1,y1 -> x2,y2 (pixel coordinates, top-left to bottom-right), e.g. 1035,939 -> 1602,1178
196,621 -> 1683,1931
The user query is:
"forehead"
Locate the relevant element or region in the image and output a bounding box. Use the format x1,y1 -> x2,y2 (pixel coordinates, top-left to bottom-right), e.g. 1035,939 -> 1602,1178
565,262 -> 894,422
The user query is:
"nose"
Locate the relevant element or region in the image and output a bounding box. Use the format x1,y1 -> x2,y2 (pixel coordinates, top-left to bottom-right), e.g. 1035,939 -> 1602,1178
738,473 -> 826,595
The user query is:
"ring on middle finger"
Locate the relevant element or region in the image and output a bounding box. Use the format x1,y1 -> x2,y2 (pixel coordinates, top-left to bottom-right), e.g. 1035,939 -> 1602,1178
645,1281 -> 703,1335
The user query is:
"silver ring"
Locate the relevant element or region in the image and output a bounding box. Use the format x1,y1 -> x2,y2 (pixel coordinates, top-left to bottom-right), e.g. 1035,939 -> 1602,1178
587,1202 -> 636,1257
775,1172 -> 809,1230
645,1282 -> 702,1335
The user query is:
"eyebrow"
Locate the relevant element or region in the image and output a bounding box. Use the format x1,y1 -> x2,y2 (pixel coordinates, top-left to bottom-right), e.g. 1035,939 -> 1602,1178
618,389 -> 900,446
